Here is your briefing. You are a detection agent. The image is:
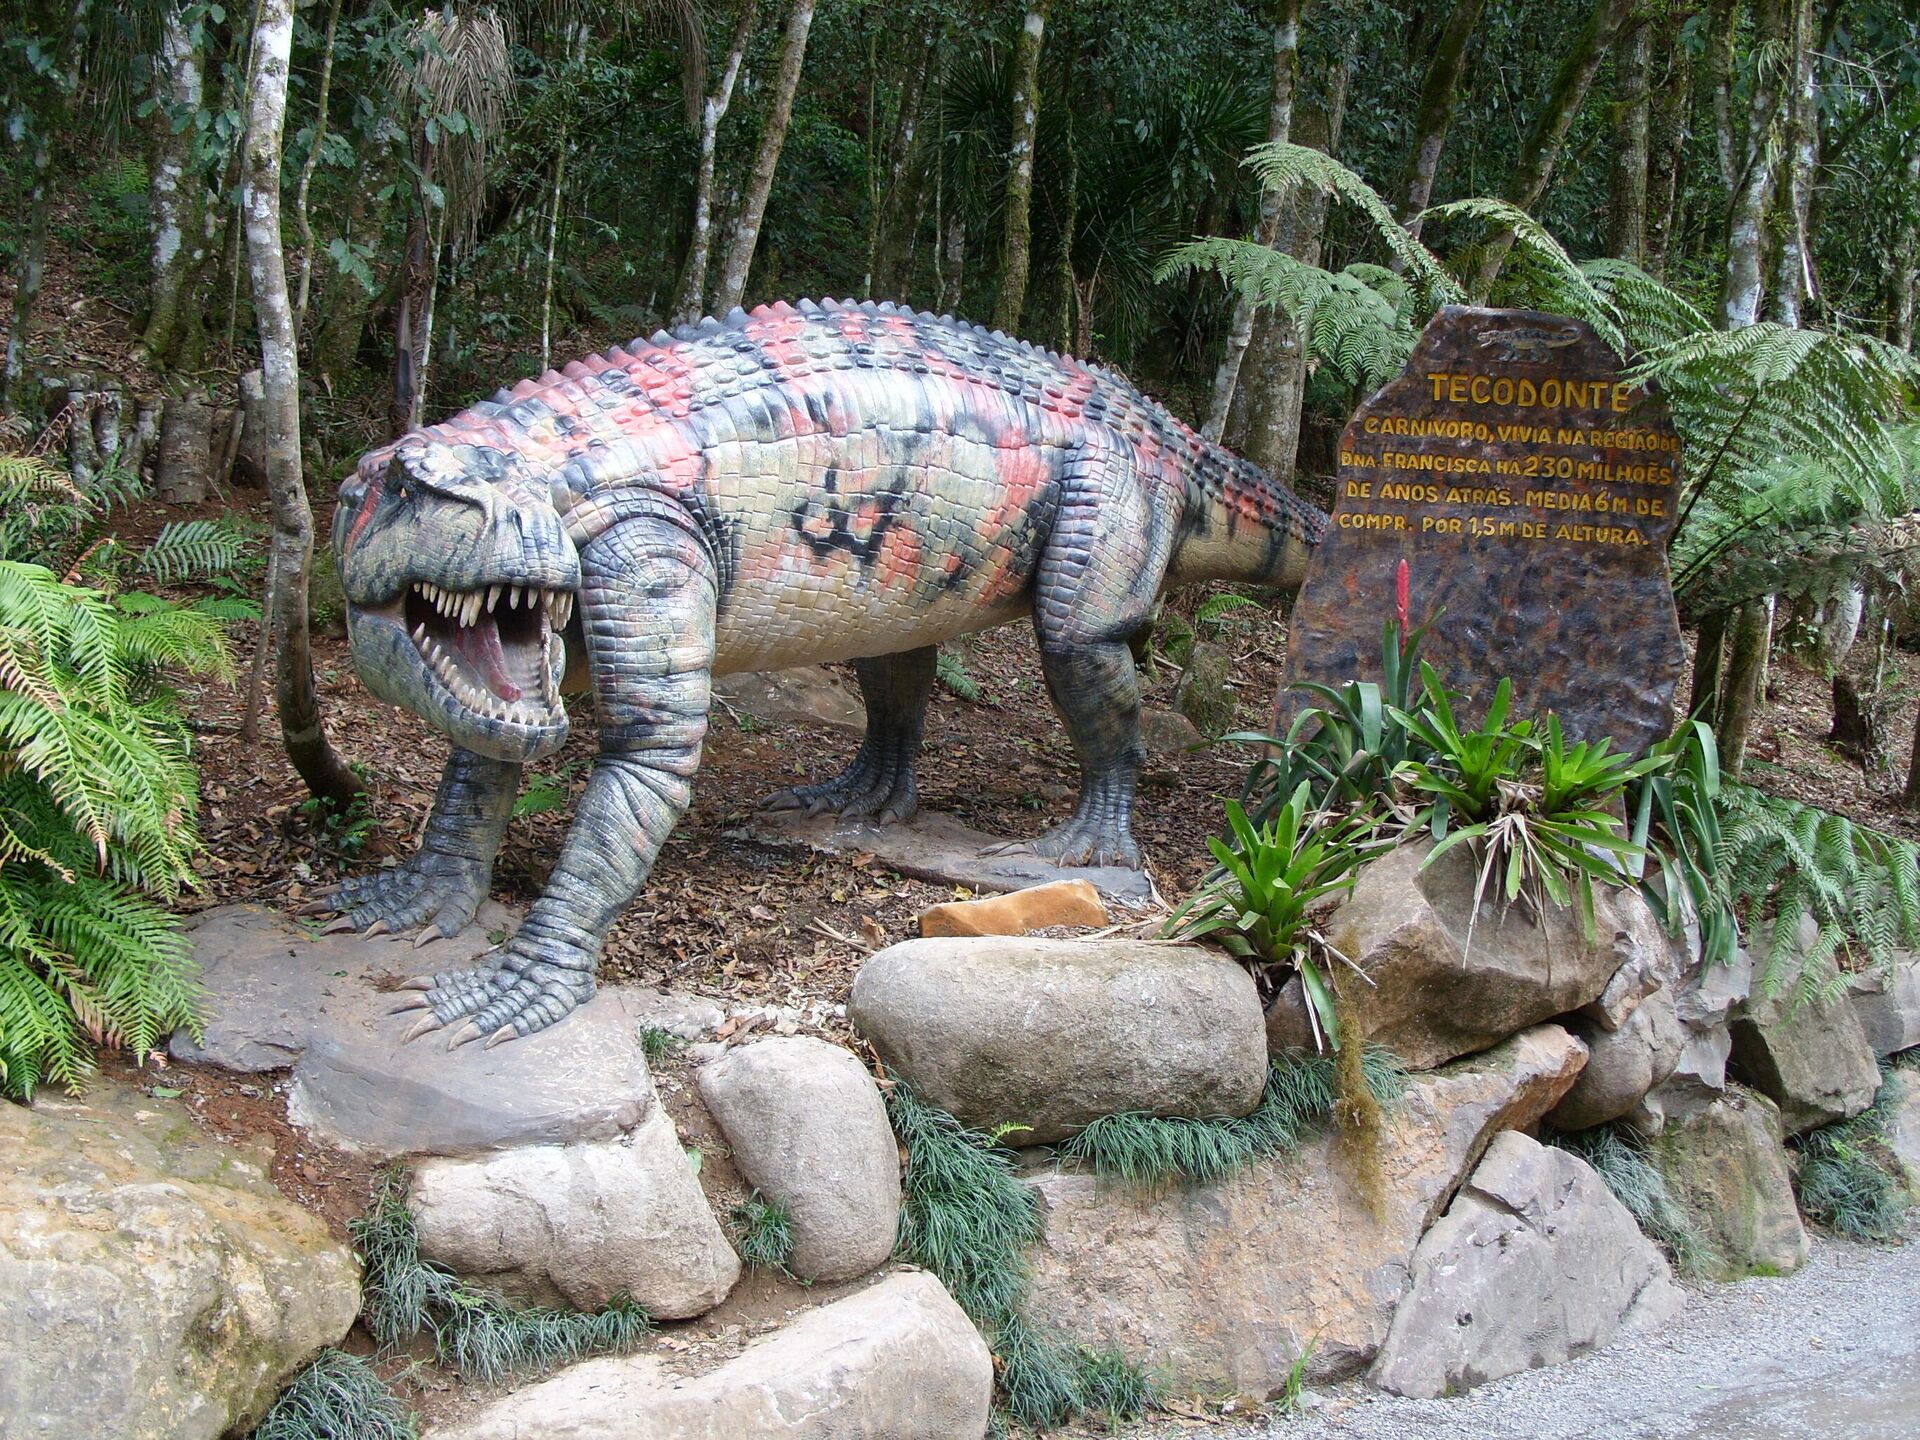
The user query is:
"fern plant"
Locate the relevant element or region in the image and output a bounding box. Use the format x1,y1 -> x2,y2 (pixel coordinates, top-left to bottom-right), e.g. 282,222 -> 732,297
0,446 -> 254,1096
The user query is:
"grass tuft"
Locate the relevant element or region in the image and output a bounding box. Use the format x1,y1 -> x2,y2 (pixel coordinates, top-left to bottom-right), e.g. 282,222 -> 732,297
729,1192 -> 797,1274
352,1168 -> 651,1384
1793,1067 -> 1911,1242
252,1349 -> 417,1440
886,1077 -> 1156,1428
639,1025 -> 685,1065
1548,1123 -> 1710,1274
1061,1046 -> 1407,1189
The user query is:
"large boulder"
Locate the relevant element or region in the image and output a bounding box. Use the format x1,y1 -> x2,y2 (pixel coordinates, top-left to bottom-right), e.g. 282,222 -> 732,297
1370,1131 -> 1683,1398
695,1037 -> 900,1283
850,937 -> 1265,1145
1883,1067 -> 1920,1201
1326,842 -> 1667,1070
1729,948 -> 1880,1135
1548,985 -> 1686,1131
1022,1024 -> 1588,1393
434,1272 -> 993,1440
1630,943 -> 1753,1132
1847,953 -> 1920,1058
407,1107 -> 739,1319
1647,1087 -> 1809,1281
1,1080 -> 360,1440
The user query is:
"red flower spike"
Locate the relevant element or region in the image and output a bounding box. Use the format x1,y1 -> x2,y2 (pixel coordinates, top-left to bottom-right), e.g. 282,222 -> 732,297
1395,558 -> 1410,632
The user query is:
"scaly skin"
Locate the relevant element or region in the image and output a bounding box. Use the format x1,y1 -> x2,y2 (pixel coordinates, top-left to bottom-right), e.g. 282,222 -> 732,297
319,299 -> 1326,1048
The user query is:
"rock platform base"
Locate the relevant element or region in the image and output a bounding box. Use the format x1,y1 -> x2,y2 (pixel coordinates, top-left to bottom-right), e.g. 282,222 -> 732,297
740,807 -> 1155,904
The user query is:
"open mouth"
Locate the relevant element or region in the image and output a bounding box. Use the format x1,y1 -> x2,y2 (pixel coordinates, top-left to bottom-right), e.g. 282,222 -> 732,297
401,581 -> 573,724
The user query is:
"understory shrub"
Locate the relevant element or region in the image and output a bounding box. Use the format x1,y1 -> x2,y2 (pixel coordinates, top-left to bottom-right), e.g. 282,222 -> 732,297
251,1349 -> 417,1440
1062,1046 -> 1406,1189
0,446 -> 254,1096
352,1168 -> 651,1384
885,1078 -> 1153,1431
1791,1067 -> 1913,1242
1548,1124 -> 1709,1275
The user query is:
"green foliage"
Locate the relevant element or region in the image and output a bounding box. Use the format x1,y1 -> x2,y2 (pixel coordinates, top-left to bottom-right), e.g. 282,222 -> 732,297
1193,590 -> 1265,634
935,648 -> 982,702
886,1078 -> 1155,1428
1717,786 -> 1920,1001
1164,783 -> 1379,1047
252,1349 -> 418,1440
637,1024 -> 683,1065
1061,1046 -> 1406,1189
352,1168 -> 651,1385
728,1193 -> 796,1274
1548,1125 -> 1708,1275
1792,1070 -> 1912,1242
138,518 -> 257,585
1627,720 -> 1740,968
1397,673 -> 1663,949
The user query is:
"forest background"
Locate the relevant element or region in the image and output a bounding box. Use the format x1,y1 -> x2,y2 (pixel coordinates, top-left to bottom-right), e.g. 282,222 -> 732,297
2,0 -> 1919,1096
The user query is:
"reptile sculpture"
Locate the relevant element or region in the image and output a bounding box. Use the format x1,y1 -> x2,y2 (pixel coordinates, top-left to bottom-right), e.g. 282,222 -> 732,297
315,299 -> 1326,1047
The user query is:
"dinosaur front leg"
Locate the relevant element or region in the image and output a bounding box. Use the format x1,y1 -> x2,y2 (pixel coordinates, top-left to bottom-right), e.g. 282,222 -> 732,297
400,515 -> 715,1046
308,746 -> 519,943
760,646 -> 935,824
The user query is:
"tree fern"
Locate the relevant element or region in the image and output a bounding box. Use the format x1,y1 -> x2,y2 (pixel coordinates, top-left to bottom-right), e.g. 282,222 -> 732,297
1716,784 -> 1920,1002
137,518 -> 255,584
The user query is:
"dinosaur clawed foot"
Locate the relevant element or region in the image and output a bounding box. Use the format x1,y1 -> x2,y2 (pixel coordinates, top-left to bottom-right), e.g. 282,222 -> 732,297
393,932 -> 597,1052
302,853 -> 489,944
985,816 -> 1142,870
759,754 -> 919,826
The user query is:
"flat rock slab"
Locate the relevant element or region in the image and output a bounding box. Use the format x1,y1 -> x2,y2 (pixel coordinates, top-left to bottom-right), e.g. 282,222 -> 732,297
175,903 -> 724,1158
713,667 -> 865,734
2,1079 -> 360,1440
1022,1024 -> 1589,1393
434,1271 -> 993,1440
740,807 -> 1154,905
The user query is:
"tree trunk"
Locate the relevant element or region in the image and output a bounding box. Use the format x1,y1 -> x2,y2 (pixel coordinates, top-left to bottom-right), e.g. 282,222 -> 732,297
139,0 -> 212,373
1720,0 -> 1788,330
155,393 -> 214,504
389,155 -> 437,437
1,0 -> 90,415
1689,608 -> 1729,720
711,0 -> 816,317
1716,599 -> 1772,783
1394,0 -> 1485,245
235,367 -> 270,488
1607,17 -> 1652,263
1202,0 -> 1304,440
1224,52 -> 1352,483
871,18 -> 940,300
1644,4 -> 1697,277
1902,697 -> 1920,805
1897,129 -> 1920,349
991,0 -> 1049,333
539,138 -> 568,370
292,0 -> 343,340
242,0 -> 362,807
1469,0 -> 1635,298
672,0 -> 759,325
1763,0 -> 1816,327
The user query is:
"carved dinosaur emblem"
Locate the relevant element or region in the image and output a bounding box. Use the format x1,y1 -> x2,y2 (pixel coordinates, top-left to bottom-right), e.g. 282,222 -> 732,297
1473,323 -> 1583,363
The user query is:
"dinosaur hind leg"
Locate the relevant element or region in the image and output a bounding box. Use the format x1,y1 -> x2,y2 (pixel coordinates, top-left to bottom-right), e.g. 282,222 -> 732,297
760,645 -> 936,825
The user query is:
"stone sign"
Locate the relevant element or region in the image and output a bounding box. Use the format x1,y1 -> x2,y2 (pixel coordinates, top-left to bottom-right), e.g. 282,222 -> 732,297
1281,305 -> 1685,754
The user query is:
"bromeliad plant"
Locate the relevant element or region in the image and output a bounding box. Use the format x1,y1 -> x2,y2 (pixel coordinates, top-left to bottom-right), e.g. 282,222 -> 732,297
1394,673 -> 1667,950
1165,782 -> 1381,1050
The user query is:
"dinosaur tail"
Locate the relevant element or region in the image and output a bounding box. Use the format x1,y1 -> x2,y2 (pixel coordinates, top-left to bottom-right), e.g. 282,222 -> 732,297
1173,441 -> 1328,590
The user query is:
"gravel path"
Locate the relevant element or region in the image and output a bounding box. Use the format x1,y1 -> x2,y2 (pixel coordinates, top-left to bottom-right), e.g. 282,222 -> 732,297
1143,1233 -> 1920,1440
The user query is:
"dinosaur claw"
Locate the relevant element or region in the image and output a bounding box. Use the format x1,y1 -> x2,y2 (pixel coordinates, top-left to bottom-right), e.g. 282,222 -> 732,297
413,925 -> 444,949
404,1014 -> 444,1043
484,1025 -> 517,1050
298,899 -> 338,916
321,916 -> 359,934
365,919 -> 392,937
398,975 -> 436,991
389,996 -> 433,1015
447,1021 -> 483,1050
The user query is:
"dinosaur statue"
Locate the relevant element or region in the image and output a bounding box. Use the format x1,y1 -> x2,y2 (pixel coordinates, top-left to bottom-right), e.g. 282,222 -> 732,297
314,300 -> 1325,1047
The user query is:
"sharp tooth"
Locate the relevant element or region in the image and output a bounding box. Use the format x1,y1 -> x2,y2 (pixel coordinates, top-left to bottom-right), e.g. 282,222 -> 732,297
488,585 -> 501,612
463,593 -> 479,627
412,623 -> 427,645
513,585 -> 526,610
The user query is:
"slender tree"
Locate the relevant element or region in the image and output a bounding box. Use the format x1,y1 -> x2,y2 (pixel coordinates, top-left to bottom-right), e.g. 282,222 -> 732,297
672,0 -> 759,324
1644,2 -> 1699,277
242,0 -> 362,804
1468,0 -> 1635,297
292,0 -> 344,339
1763,0 -> 1817,327
1395,0 -> 1486,243
991,0 -> 1049,333
1896,128 -> 1920,350
1202,0 -> 1304,440
138,0 -> 213,372
1607,14 -> 1652,263
1721,0 -> 1788,329
711,0 -> 816,316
